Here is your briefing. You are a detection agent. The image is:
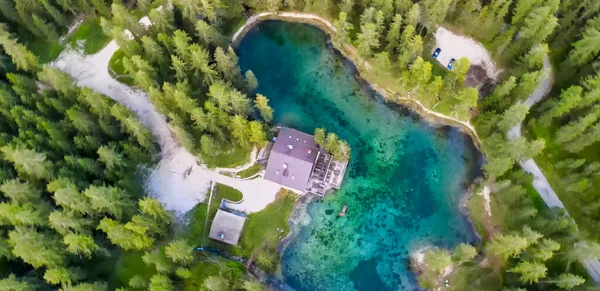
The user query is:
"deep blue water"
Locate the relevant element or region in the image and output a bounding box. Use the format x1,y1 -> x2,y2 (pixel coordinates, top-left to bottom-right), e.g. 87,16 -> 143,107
237,21 -> 482,291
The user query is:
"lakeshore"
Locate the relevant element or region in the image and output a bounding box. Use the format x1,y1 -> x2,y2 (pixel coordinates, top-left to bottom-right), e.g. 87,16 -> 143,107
236,20 -> 483,290
231,12 -> 483,151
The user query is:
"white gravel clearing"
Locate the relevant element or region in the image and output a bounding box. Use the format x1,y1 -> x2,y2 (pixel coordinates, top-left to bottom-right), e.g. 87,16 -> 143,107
51,39 -> 281,215
433,27 -> 498,79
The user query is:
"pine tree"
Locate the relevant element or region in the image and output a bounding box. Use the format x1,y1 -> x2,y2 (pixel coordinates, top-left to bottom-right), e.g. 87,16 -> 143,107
149,274 -> 173,291
148,7 -> 174,34
565,23 -> 600,67
497,104 -> 529,133
143,248 -> 174,273
83,185 -> 132,219
173,30 -> 191,59
62,233 -> 99,258
245,70 -> 258,93
532,238 -> 560,261
385,14 -> 403,53
340,0 -> 353,13
453,243 -> 477,264
229,115 -> 251,148
208,81 -> 232,112
357,23 -> 379,58
32,14 -> 58,41
202,276 -> 228,291
397,25 -> 423,69
0,25 -> 39,72
195,19 -> 220,46
0,179 -> 41,204
230,90 -> 251,116
549,273 -> 586,289
39,0 -> 66,26
8,226 -> 66,268
539,86 -> 583,127
488,234 -> 530,259
170,55 -> 188,81
453,87 -> 478,119
333,12 -> 352,46
314,128 -> 326,146
141,36 -> 164,64
405,4 -> 420,28
214,47 -> 242,84
44,267 -> 73,286
565,123 -> 600,152
165,239 -> 194,265
509,261 -> 548,284
200,135 -> 220,155
423,247 -> 452,273
554,106 -> 600,144
249,121 -> 266,147
111,3 -> 144,38
0,145 -> 53,180
48,210 -> 91,234
421,0 -> 453,34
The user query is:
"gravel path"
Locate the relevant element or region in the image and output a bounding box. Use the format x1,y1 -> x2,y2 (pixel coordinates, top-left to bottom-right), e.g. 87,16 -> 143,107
51,36 -> 281,215
506,57 -> 600,283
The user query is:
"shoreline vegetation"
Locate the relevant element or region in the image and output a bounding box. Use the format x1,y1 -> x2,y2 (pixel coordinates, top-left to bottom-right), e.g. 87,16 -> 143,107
230,12 -> 483,151
232,13 -> 487,286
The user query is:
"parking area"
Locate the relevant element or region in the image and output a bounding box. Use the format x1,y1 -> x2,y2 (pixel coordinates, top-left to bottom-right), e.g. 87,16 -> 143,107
432,27 -> 498,83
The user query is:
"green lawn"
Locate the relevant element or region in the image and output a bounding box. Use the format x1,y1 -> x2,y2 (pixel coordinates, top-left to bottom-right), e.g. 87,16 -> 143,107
184,258 -> 245,291
446,263 -> 502,291
114,251 -> 156,287
236,163 -> 262,178
235,190 -> 297,257
185,188 -> 297,261
466,193 -> 489,243
185,184 -> 244,246
27,39 -> 64,63
108,49 -> 135,85
201,144 -> 252,169
221,16 -> 247,38
65,17 -> 111,54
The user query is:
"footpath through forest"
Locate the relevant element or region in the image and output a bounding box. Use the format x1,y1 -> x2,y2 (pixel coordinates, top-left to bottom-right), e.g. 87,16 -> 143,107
51,35 -> 281,216
506,58 -> 600,283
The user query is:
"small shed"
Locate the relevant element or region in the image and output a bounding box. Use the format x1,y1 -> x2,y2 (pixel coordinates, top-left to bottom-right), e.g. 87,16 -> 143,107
208,209 -> 246,246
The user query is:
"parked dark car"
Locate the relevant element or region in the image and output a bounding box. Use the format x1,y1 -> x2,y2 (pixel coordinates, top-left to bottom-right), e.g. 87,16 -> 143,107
447,58 -> 456,70
432,48 -> 441,59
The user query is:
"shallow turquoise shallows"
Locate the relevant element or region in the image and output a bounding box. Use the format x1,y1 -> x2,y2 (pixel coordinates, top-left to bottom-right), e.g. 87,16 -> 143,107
237,21 -> 482,291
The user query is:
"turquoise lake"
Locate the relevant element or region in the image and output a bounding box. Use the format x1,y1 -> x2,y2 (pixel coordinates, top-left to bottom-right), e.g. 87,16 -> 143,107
237,21 -> 482,291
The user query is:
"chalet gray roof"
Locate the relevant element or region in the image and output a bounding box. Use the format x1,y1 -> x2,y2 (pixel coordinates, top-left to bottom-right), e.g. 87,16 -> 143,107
208,209 -> 246,246
264,127 -> 319,192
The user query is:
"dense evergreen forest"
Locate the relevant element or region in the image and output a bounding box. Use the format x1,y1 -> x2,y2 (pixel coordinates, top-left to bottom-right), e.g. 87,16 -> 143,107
0,0 -> 599,290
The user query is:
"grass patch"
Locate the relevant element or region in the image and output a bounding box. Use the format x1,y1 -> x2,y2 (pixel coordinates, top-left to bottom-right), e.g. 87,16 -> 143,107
114,251 -> 156,287
184,258 -> 245,291
185,184 -> 244,246
236,190 -> 297,257
446,263 -> 502,291
108,49 -> 135,85
466,194 -> 488,242
221,16 -> 247,37
65,17 -> 111,54
236,163 -> 261,178
201,143 -> 251,169
431,97 -> 460,117
27,39 -> 64,63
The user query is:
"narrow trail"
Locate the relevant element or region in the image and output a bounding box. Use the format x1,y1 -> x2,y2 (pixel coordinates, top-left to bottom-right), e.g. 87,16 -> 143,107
506,57 -> 600,283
